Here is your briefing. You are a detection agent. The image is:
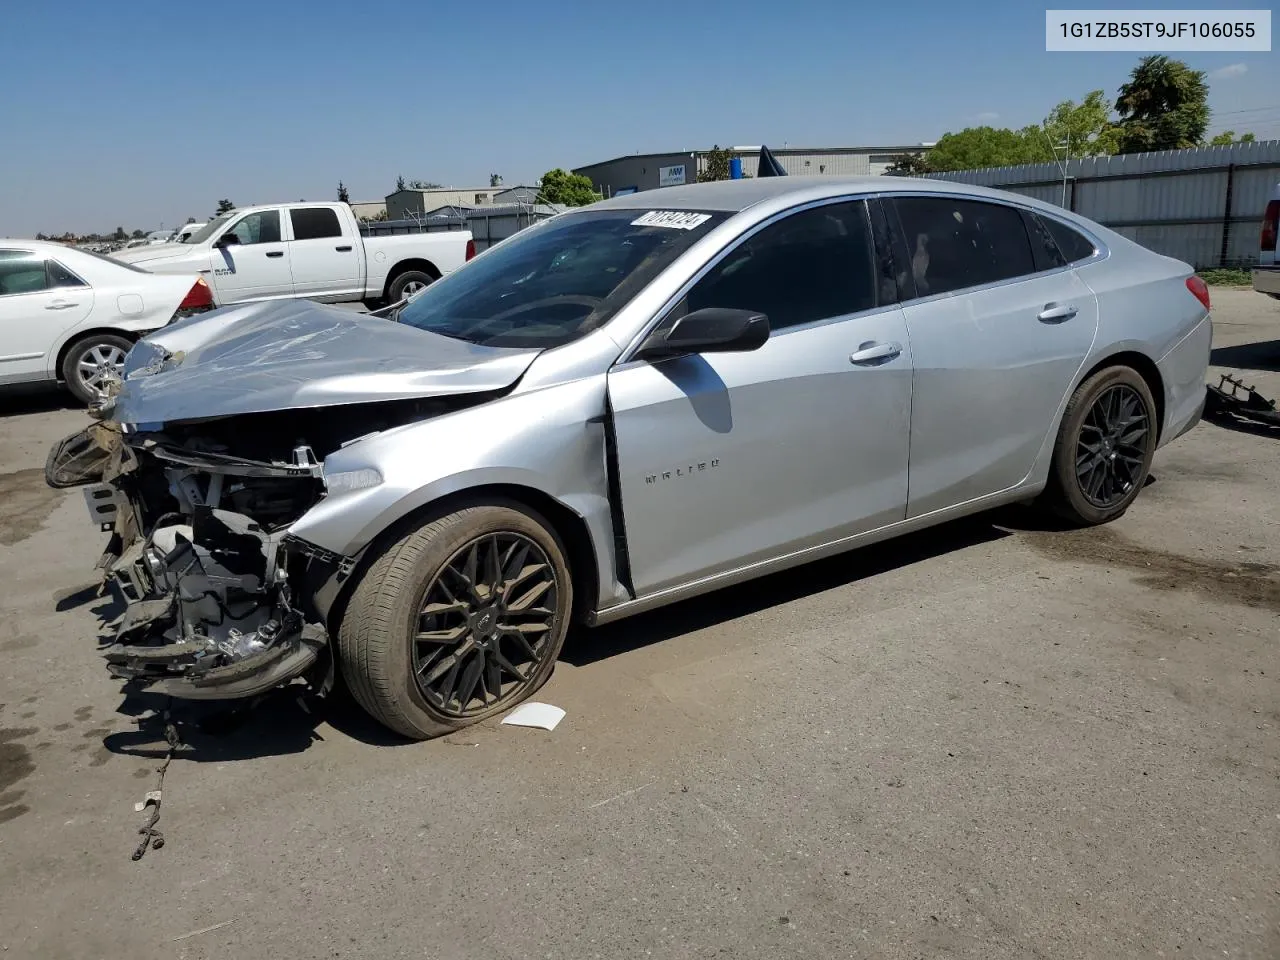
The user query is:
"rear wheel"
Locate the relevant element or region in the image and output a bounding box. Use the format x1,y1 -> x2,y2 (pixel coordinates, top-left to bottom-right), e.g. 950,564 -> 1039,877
338,502 -> 572,740
1041,365 -> 1157,526
387,269 -> 435,304
61,333 -> 132,405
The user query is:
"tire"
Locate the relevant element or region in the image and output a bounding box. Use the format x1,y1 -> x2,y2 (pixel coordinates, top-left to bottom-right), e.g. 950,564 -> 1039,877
61,333 -> 133,406
1041,364 -> 1158,526
387,269 -> 435,304
337,501 -> 573,740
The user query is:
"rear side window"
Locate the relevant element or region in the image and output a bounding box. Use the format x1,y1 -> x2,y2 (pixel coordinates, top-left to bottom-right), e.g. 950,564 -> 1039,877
47,260 -> 87,288
686,200 -> 877,330
0,250 -> 49,296
1024,212 -> 1067,272
290,207 -> 342,241
893,197 -> 1036,296
1043,217 -> 1097,263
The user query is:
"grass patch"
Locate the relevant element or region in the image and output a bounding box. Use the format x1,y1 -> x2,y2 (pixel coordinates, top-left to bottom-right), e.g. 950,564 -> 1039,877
1197,268 -> 1253,287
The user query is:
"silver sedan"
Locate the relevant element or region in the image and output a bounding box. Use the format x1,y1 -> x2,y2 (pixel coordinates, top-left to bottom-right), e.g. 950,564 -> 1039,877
47,177 -> 1211,739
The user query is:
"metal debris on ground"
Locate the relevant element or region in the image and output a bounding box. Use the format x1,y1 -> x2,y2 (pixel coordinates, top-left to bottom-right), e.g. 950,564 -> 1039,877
1205,374 -> 1280,428
131,711 -> 181,861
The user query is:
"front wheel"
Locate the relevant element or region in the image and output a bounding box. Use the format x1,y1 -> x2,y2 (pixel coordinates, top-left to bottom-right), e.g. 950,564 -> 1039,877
1041,365 -> 1158,526
338,502 -> 573,740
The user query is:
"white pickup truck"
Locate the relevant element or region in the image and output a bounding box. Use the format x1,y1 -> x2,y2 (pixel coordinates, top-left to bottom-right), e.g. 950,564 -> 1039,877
113,201 -> 474,307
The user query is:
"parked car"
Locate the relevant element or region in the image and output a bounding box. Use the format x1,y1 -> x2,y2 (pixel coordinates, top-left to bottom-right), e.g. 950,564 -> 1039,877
1,240 -> 212,404
47,177 -> 1211,739
110,201 -> 475,307
1252,182 -> 1280,299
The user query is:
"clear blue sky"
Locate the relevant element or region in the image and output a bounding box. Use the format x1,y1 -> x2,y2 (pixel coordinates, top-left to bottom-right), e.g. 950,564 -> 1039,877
1,0 -> 1275,237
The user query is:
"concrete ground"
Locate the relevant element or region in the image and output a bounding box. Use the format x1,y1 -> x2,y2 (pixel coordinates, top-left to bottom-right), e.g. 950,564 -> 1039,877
0,289 -> 1277,960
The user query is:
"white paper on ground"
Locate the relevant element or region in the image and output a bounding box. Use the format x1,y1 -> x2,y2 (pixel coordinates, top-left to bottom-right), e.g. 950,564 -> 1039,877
501,702 -> 565,731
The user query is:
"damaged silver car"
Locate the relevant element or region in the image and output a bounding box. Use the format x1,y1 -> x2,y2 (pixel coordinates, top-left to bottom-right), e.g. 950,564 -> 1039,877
47,178 -> 1211,739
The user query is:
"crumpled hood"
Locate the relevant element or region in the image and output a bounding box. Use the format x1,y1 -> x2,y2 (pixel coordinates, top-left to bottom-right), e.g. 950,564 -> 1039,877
108,299 -> 542,425
112,242 -> 194,265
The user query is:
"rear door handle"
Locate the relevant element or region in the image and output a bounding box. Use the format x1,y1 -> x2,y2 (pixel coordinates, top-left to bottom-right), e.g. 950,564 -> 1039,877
335,245 -> 352,252
45,300 -> 78,310
265,251 -> 284,258
849,340 -> 903,365
1037,302 -> 1077,323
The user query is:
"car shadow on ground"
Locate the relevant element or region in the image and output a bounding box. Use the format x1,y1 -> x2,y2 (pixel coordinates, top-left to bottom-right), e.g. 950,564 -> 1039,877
1212,339 -> 1280,373
91,502 -> 1090,761
0,385 -> 80,417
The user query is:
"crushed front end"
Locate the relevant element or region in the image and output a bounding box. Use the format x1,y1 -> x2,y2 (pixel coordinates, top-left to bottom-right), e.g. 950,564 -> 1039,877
47,417 -> 346,700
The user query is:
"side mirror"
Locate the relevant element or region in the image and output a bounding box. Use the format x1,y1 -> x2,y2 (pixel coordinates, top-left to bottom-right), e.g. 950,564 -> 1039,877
215,233 -> 241,248
638,307 -> 770,360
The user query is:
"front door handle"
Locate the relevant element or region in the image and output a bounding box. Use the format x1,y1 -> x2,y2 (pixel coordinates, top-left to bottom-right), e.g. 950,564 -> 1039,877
1037,302 -> 1077,323
335,245 -> 352,252
850,340 -> 903,365
265,251 -> 284,258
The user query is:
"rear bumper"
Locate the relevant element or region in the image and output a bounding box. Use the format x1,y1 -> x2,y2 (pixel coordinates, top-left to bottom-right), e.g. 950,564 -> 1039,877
1253,266 -> 1280,298
1156,313 -> 1212,447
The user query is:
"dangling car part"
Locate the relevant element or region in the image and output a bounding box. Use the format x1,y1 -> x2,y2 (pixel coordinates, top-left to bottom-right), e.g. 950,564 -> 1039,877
1204,374 -> 1280,428
49,179 -> 1212,740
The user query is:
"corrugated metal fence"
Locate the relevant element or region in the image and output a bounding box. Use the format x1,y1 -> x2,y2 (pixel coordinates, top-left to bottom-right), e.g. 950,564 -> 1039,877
925,140 -> 1280,269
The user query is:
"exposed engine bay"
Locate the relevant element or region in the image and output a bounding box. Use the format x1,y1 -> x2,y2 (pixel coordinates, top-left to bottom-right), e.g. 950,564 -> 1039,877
46,396 -> 481,700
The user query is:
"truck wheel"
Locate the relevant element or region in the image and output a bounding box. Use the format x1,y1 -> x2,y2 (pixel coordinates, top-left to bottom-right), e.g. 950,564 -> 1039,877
61,333 -> 132,405
338,502 -> 572,740
1040,365 -> 1157,526
388,270 -> 435,303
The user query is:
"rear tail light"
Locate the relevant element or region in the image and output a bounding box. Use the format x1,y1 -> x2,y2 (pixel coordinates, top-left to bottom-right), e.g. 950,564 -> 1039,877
178,277 -> 214,310
1261,199 -> 1280,253
1186,275 -> 1211,311
465,238 -> 476,261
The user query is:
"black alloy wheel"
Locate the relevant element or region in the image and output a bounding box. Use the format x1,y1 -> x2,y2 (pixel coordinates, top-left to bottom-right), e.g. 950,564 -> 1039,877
1074,383 -> 1151,508
412,532 -> 559,717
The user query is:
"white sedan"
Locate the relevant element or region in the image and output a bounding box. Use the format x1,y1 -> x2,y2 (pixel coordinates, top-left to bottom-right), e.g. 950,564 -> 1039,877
0,240 -> 213,404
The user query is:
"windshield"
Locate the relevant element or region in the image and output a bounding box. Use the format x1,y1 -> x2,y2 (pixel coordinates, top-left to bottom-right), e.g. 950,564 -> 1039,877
184,213 -> 233,244
396,208 -> 728,348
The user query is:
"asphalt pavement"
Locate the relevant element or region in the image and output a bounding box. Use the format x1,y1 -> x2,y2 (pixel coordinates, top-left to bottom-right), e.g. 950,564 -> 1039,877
0,289 -> 1277,960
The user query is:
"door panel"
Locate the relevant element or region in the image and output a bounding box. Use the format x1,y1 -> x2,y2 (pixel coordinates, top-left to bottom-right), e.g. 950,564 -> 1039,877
286,207 -> 361,298
0,252 -> 93,383
900,269 -> 1098,516
608,307 -> 913,596
210,209 -> 293,303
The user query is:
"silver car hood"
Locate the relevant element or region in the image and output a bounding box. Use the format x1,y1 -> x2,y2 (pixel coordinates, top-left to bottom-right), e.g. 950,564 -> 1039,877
110,299 -> 541,424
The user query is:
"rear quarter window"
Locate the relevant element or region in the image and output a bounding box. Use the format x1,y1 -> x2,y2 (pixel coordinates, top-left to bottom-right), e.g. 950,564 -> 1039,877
1043,217 -> 1098,264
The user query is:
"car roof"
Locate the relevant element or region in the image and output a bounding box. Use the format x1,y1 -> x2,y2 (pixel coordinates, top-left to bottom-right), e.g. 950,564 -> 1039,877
589,175 -> 1051,214
0,239 -> 78,254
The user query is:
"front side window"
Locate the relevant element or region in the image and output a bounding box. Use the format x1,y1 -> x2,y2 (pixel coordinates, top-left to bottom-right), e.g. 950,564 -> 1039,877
686,200 -> 877,330
0,250 -> 49,296
225,210 -> 281,245
396,208 -> 728,348
894,197 -> 1036,296
289,207 -> 342,241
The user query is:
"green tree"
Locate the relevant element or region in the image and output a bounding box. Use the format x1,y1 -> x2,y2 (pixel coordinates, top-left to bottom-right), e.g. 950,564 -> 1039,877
883,153 -> 933,175
1115,55 -> 1209,153
537,168 -> 599,206
406,179 -> 442,189
1208,130 -> 1257,146
215,199 -> 235,215
131,229 -> 146,239
698,145 -> 733,182
396,174 -> 406,191
489,173 -> 503,187
337,181 -> 350,202
112,226 -> 127,241
924,126 -> 1053,172
1042,90 -> 1120,157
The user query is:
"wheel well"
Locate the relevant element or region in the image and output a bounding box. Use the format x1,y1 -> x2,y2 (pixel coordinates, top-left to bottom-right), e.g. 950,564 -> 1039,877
1080,350 -> 1166,440
325,484 -> 600,638
54,328 -> 138,380
382,258 -> 441,300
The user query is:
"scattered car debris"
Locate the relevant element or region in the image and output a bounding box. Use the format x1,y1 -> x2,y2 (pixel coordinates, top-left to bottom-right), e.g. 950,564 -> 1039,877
132,713 -> 181,861
1205,374 -> 1280,428
501,702 -> 565,731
